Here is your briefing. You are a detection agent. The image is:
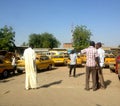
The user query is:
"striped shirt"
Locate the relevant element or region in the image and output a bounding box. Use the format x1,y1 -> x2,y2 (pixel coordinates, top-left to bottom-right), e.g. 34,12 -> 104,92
81,46 -> 98,67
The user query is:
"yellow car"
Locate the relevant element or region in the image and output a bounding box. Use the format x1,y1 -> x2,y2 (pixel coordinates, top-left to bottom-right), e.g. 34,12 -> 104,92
80,54 -> 86,64
36,55 -> 54,70
16,59 -> 25,73
104,54 -> 116,68
0,59 -> 14,78
51,55 -> 69,65
16,55 -> 54,72
67,56 -> 83,67
109,59 -> 116,72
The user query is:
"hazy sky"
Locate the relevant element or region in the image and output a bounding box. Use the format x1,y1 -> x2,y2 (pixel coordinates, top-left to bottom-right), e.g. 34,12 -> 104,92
0,0 -> 120,47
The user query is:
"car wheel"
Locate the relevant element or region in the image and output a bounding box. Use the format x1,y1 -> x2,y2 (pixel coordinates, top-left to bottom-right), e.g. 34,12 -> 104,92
110,69 -> 115,73
17,69 -> 23,74
64,60 -> 67,66
2,70 -> 9,78
48,64 -> 52,70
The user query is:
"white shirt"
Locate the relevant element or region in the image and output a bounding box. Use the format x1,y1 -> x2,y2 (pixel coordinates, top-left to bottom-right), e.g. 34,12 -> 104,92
12,56 -> 16,66
97,48 -> 105,67
70,53 -> 77,65
23,47 -> 38,89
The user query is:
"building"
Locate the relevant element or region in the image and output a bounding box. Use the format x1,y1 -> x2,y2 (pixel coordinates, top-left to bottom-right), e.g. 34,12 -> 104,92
63,43 -> 73,49
15,46 -> 28,57
33,48 -> 49,55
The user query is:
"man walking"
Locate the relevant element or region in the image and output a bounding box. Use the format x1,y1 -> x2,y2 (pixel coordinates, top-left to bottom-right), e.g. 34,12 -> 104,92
81,41 -> 99,91
69,50 -> 77,77
23,44 -> 38,90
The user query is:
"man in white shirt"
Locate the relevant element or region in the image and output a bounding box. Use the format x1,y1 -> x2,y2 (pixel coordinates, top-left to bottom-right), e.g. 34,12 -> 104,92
96,42 -> 106,89
11,55 -> 16,74
69,50 -> 77,77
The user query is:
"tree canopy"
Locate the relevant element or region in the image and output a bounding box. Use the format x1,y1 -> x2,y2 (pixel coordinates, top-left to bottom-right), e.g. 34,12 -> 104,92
72,25 -> 92,50
28,32 -> 61,49
0,25 -> 15,51
118,45 -> 120,48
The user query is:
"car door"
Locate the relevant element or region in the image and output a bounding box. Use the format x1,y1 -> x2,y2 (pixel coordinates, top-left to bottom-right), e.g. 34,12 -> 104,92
36,56 -> 49,70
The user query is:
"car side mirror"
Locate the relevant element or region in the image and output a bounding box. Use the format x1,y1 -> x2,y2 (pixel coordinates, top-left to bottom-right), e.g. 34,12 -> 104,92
40,58 -> 44,61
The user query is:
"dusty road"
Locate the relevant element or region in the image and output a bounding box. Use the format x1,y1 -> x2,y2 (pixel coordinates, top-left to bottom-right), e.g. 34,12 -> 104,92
0,66 -> 120,106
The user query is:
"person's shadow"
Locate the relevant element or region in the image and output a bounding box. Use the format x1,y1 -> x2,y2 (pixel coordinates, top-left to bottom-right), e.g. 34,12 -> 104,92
39,80 -> 62,88
75,73 -> 85,78
104,80 -> 112,88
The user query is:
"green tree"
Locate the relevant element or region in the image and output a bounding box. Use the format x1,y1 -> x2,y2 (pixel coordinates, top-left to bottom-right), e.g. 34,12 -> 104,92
41,32 -> 60,49
28,32 -> 60,48
29,33 -> 42,48
21,42 -> 28,46
0,25 -> 16,51
118,45 -> 120,48
72,25 -> 92,50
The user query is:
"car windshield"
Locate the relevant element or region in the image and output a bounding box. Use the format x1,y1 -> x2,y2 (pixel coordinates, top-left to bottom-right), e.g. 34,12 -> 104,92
105,54 -> 115,58
53,56 -> 64,58
40,56 -> 49,60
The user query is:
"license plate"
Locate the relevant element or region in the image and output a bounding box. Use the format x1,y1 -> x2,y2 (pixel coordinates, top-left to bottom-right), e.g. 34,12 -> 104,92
109,64 -> 114,68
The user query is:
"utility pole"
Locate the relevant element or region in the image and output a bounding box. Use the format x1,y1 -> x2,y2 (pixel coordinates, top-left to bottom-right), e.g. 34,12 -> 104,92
71,23 -> 74,46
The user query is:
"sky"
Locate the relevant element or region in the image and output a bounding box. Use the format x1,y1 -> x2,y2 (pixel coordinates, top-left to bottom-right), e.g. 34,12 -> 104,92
0,0 -> 120,47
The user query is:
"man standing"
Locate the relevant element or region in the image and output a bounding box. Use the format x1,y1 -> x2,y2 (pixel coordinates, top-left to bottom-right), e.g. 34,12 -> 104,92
69,50 -> 77,77
96,42 -> 106,89
23,44 -> 38,90
11,54 -> 16,74
81,41 -> 99,91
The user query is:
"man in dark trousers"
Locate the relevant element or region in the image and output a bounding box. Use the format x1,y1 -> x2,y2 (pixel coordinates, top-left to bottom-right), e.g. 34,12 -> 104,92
81,41 -> 99,91
69,50 -> 77,77
96,42 -> 106,89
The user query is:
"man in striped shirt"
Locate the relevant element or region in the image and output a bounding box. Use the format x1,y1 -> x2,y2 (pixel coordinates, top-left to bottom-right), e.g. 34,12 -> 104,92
81,41 -> 99,91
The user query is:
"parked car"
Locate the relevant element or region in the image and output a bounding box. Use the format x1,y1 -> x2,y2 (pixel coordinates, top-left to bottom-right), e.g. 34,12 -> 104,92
16,58 -> 25,73
36,55 -> 54,70
104,54 -> 116,68
0,59 -> 14,78
16,55 -> 54,72
109,60 -> 116,72
80,54 -> 86,64
51,55 -> 69,65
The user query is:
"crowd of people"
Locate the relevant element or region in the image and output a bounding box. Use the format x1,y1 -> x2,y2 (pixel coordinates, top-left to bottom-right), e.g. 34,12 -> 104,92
69,41 -> 106,91
23,41 -> 110,91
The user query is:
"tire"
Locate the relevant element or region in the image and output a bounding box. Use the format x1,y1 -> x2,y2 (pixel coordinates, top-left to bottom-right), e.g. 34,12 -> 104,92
2,70 -> 9,78
17,69 -> 23,74
48,64 -> 52,70
110,69 -> 115,73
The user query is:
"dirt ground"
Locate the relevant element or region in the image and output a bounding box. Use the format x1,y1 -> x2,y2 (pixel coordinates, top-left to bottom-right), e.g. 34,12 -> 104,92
0,65 -> 120,106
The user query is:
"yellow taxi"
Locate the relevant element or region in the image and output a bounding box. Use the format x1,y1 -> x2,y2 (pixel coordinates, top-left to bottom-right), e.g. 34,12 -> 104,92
80,54 -> 86,64
16,55 -> 54,72
36,55 -> 54,70
0,59 -> 14,78
104,54 -> 116,68
16,58 -> 25,73
67,56 -> 83,67
51,55 -> 69,65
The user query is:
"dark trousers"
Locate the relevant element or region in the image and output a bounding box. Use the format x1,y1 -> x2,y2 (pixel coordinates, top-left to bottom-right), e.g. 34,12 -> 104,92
86,66 -> 97,90
12,65 -> 16,74
96,67 -> 105,88
69,65 -> 76,76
